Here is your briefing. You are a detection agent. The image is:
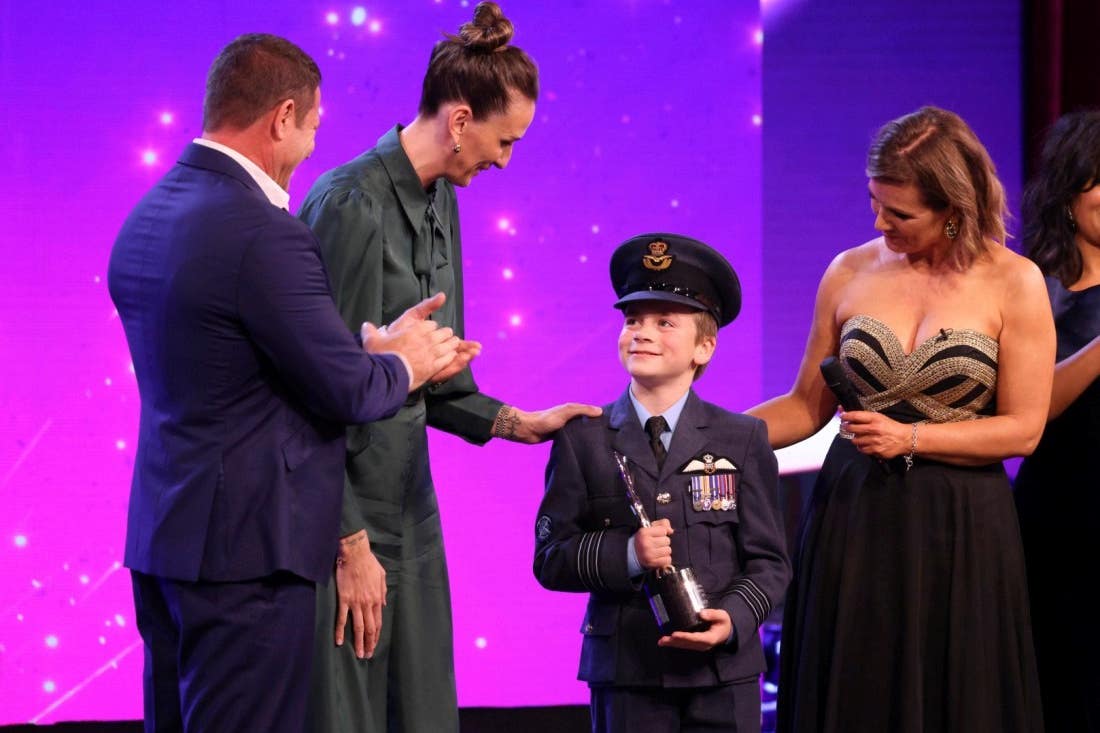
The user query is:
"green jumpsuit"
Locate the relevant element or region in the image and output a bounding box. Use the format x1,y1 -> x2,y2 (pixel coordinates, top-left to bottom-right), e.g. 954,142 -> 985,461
299,126 -> 503,732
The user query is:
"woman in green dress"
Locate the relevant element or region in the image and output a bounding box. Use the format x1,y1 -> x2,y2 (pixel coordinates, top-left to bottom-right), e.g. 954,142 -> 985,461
299,3 -> 599,731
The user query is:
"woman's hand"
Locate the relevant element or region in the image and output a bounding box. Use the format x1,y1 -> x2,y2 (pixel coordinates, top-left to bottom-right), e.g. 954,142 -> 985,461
840,410 -> 910,459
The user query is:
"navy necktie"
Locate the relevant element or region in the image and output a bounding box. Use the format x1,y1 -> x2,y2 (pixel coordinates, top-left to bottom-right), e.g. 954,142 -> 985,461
645,416 -> 669,470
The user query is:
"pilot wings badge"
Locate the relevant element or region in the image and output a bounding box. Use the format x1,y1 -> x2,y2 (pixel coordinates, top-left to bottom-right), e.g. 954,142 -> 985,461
679,452 -> 739,511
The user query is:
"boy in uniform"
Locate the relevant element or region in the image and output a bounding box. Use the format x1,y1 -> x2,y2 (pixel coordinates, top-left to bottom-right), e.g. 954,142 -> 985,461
533,233 -> 790,732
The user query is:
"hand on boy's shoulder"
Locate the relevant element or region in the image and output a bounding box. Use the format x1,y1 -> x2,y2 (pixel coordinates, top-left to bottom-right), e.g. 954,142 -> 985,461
506,402 -> 603,443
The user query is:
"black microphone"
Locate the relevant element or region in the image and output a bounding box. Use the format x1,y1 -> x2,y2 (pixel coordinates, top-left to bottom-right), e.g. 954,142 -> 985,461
821,356 -> 890,468
820,356 -> 862,412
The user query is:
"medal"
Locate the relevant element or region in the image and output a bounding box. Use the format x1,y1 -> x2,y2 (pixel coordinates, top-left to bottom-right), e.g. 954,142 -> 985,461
725,473 -> 738,510
682,453 -> 740,513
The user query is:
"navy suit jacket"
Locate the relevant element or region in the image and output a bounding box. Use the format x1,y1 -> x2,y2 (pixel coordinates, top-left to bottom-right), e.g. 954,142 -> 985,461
108,143 -> 410,585
534,389 -> 790,687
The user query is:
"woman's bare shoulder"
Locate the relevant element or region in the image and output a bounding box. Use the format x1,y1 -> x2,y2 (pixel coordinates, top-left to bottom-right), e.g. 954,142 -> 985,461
983,244 -> 1044,289
824,237 -> 883,278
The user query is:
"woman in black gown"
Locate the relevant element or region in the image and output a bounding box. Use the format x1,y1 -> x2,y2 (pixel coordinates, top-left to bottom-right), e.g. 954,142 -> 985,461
750,107 -> 1055,732
1014,110 -> 1100,733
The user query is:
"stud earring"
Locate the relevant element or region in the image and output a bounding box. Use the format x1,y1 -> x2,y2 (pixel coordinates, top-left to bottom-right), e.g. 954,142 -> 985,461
944,218 -> 959,240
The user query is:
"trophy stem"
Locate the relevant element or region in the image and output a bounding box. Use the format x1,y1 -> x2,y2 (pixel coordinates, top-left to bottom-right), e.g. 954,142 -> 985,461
614,450 -> 710,634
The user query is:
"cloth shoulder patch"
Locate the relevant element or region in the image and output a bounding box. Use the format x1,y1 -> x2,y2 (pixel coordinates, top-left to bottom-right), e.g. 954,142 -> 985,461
536,515 -> 553,542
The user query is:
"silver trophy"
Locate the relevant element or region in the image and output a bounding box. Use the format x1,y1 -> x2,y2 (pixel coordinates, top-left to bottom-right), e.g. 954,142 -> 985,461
614,451 -> 709,635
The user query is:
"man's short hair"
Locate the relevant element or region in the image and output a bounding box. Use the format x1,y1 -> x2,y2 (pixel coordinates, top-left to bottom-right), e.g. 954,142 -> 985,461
203,33 -> 321,132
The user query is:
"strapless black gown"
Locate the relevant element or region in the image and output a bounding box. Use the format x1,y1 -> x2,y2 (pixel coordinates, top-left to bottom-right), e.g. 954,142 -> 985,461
1014,278 -> 1100,733
777,315 -> 1044,733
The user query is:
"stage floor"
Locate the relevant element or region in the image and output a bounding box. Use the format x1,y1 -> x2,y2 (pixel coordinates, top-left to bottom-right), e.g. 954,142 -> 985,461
1,705 -> 592,733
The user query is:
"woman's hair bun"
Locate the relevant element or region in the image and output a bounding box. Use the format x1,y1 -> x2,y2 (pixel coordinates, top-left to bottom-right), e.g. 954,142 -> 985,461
457,2 -> 514,52
418,0 -> 538,118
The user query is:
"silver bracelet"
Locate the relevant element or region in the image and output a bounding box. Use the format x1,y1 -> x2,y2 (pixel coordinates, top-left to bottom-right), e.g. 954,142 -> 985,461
903,421 -> 923,471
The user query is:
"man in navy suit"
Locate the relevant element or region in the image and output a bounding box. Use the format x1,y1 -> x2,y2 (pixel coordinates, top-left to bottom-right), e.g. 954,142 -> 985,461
108,34 -> 461,733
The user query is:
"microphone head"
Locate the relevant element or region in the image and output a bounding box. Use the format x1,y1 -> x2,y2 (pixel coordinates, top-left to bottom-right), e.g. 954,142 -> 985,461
819,355 -> 863,411
820,356 -> 844,386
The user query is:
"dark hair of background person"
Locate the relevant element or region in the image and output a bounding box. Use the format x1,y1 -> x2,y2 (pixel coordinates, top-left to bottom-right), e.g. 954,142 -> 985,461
418,1 -> 539,120
866,105 -> 1007,271
1021,110 -> 1100,287
203,33 -> 322,132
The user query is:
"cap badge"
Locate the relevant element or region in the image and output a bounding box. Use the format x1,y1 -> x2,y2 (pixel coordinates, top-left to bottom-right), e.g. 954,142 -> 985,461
642,240 -> 673,271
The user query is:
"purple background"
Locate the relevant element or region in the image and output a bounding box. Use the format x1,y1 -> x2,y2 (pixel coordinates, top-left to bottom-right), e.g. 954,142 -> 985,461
761,0 -> 1022,395
0,0 -> 1018,724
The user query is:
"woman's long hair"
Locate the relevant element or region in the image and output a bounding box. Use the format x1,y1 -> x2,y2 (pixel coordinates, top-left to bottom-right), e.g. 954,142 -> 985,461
866,106 -> 1007,271
1022,110 -> 1100,287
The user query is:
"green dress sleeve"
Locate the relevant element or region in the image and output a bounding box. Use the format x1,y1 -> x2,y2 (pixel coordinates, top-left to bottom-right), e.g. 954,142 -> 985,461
299,185 -> 386,536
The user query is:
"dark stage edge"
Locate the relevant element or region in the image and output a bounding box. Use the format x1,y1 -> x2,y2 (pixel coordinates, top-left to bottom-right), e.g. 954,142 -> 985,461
0,705 -> 591,733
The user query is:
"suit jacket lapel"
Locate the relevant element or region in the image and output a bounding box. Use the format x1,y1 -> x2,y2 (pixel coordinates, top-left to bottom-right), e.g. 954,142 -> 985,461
664,391 -> 708,479
608,390 -> 659,482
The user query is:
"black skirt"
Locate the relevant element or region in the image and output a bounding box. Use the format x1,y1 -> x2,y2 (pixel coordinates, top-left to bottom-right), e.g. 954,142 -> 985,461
777,437 -> 1044,733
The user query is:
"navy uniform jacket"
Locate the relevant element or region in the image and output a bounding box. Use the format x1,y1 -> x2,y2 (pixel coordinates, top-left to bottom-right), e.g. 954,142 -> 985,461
534,389 -> 790,687
108,143 -> 410,585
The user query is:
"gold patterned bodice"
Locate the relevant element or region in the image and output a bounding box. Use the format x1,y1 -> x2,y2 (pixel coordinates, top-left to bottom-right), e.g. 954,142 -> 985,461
838,315 -> 999,424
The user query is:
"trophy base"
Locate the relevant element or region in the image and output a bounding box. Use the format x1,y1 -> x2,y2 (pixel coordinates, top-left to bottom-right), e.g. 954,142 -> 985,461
645,567 -> 709,635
